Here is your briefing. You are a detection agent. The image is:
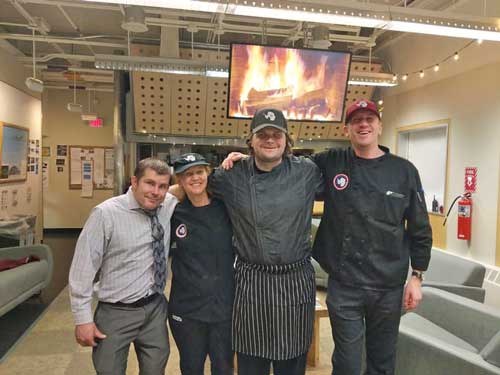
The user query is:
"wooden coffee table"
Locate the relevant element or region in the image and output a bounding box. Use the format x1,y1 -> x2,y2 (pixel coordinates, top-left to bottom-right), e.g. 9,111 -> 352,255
307,299 -> 329,367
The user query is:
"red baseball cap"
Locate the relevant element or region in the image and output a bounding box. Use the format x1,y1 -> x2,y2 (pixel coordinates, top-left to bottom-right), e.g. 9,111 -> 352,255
345,99 -> 380,124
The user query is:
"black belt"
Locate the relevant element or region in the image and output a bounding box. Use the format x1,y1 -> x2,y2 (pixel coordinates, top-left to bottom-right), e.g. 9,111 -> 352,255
101,293 -> 160,308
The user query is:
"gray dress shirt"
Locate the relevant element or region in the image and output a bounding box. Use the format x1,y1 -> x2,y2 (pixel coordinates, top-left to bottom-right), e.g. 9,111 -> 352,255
69,188 -> 178,325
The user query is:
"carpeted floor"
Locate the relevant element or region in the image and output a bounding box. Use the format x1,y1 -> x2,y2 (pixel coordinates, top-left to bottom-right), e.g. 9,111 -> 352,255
0,300 -> 48,363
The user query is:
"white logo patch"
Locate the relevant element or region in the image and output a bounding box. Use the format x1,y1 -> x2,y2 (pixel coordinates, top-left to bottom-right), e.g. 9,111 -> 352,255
333,174 -> 349,191
263,111 -> 276,121
357,100 -> 368,108
175,224 -> 187,238
171,314 -> 183,322
185,154 -> 196,162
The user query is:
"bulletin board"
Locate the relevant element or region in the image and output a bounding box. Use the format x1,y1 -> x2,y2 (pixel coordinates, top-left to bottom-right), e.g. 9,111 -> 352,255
68,145 -> 114,190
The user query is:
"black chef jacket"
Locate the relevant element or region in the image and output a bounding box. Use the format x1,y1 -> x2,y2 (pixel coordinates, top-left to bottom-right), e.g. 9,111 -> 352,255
312,146 -> 432,289
210,155 -> 323,265
169,198 -> 235,322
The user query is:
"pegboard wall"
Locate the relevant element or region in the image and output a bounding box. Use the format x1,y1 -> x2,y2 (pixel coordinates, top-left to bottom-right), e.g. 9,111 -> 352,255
133,73 -> 172,134
131,45 -> 380,141
170,76 -> 207,136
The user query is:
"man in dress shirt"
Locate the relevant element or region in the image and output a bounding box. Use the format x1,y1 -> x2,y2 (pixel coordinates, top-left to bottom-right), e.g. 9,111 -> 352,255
69,158 -> 178,375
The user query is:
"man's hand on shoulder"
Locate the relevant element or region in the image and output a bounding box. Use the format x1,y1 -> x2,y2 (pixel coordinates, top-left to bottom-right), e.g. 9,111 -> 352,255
221,152 -> 248,170
75,322 -> 107,347
168,184 -> 185,201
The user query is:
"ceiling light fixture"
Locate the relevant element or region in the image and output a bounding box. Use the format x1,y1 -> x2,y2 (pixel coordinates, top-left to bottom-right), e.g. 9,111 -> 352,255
67,72 -> 83,112
79,0 -> 500,42
348,72 -> 398,87
25,28 -> 44,93
95,55 -> 395,86
121,6 -> 149,33
94,54 -> 228,76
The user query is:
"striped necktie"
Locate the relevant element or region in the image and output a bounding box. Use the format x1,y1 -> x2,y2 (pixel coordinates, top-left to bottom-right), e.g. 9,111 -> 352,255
143,208 -> 166,293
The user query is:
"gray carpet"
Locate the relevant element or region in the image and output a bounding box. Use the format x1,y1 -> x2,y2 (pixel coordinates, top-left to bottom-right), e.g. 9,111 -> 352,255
0,300 -> 47,363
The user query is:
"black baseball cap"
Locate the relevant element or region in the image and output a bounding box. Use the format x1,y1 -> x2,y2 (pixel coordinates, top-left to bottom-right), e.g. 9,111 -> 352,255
250,108 -> 288,134
173,153 -> 209,174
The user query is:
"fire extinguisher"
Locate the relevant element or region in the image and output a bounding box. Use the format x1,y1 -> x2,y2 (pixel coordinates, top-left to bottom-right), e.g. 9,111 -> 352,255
443,192 -> 472,240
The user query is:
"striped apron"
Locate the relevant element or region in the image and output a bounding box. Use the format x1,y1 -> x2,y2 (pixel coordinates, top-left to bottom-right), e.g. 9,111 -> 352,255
232,257 -> 316,360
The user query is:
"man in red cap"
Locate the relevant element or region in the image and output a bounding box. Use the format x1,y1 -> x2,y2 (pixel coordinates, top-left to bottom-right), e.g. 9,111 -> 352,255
312,99 -> 432,375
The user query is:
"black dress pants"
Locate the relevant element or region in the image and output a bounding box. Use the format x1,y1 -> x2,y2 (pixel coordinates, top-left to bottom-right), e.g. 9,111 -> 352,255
236,352 -> 307,375
169,315 -> 233,375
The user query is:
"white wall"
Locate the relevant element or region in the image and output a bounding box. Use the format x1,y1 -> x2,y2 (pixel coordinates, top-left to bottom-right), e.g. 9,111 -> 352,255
42,89 -> 115,228
0,81 -> 42,242
381,61 -> 500,265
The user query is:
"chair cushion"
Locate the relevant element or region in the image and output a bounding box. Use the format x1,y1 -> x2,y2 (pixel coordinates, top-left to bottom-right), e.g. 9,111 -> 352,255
481,330 -> 500,367
401,313 -> 478,353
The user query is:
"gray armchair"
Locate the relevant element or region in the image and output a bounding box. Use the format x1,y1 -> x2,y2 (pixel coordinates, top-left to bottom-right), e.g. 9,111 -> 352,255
396,287 -> 500,375
422,248 -> 486,302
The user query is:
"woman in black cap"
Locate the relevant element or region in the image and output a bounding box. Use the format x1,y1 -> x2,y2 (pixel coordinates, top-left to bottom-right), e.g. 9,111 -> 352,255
168,153 -> 235,375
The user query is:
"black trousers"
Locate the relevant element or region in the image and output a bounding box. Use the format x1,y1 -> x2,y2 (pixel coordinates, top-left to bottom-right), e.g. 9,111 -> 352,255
326,278 -> 404,375
236,352 -> 307,375
169,314 -> 233,375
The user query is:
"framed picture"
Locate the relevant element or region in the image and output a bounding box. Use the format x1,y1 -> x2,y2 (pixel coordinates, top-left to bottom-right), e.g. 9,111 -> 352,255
0,122 -> 29,183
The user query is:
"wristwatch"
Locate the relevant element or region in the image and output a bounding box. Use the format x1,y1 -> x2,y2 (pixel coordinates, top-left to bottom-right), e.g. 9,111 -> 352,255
411,270 -> 424,281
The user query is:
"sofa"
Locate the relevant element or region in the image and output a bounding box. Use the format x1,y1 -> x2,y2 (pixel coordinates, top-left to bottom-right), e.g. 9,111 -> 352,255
396,287 -> 500,375
0,244 -> 53,318
421,248 -> 486,302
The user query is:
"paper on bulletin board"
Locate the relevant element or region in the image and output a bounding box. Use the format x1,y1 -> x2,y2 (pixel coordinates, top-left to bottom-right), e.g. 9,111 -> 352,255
70,147 -> 82,185
94,148 -> 105,185
81,160 -> 93,197
104,148 -> 115,189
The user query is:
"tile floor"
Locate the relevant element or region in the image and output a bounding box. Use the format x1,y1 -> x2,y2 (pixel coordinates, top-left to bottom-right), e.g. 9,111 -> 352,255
0,286 -> 335,375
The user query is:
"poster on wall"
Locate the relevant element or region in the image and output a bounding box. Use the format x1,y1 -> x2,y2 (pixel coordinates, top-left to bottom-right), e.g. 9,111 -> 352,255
57,145 -> 68,157
42,158 -> 49,190
464,167 -> 477,193
42,146 -> 51,157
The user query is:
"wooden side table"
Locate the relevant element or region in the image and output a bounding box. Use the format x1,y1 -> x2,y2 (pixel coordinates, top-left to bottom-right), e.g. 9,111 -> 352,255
307,300 -> 329,367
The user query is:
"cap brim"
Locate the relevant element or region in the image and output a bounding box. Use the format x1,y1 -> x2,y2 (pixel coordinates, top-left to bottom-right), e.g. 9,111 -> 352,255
174,161 -> 209,174
251,123 -> 287,134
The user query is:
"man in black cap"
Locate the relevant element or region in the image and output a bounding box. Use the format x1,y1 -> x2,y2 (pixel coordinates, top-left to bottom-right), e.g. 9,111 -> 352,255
312,99 -> 432,375
212,108 -> 323,375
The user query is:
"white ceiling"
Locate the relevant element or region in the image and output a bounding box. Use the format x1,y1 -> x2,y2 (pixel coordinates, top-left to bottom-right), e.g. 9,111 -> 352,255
0,0 -> 499,91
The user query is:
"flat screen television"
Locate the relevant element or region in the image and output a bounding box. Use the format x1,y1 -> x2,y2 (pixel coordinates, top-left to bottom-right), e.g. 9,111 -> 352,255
227,43 -> 352,123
